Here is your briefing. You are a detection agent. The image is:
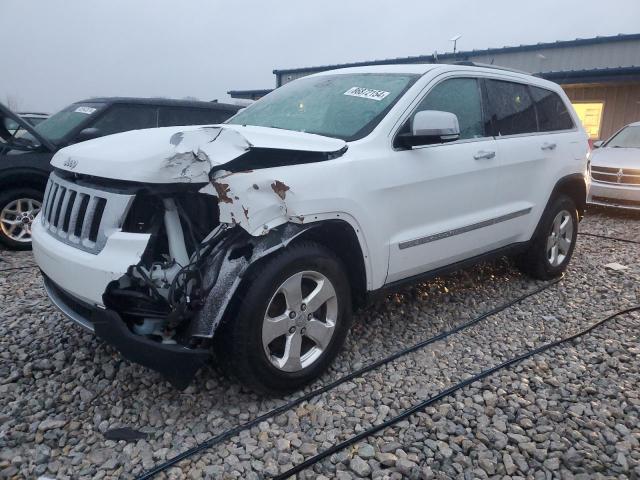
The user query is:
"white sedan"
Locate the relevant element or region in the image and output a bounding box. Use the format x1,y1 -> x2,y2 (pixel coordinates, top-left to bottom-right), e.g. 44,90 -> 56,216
588,121 -> 640,210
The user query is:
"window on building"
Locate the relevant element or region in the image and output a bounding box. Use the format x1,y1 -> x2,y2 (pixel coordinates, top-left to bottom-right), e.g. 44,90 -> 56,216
529,86 -> 574,132
413,78 -> 485,140
571,102 -> 604,139
485,80 -> 538,136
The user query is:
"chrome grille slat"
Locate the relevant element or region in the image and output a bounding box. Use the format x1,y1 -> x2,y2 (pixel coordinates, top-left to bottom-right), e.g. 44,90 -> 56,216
39,172 -> 136,254
591,166 -> 640,186
57,189 -> 72,231
44,183 -> 59,224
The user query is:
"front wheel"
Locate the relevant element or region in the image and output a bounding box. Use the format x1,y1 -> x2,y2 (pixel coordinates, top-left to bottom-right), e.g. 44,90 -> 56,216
517,195 -> 578,280
214,241 -> 352,394
0,188 -> 43,250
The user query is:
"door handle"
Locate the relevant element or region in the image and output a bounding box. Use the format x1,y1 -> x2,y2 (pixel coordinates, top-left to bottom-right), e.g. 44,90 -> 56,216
541,142 -> 557,151
473,150 -> 496,160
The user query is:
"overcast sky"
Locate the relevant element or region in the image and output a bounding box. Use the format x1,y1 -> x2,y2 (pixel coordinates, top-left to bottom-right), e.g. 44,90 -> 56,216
2,0 -> 639,113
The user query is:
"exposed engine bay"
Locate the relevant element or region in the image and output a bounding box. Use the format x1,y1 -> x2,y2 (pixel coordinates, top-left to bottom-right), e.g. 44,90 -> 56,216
36,124 -> 351,388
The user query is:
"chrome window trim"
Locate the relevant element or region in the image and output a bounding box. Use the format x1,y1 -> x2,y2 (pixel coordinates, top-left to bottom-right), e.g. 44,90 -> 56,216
399,207 -> 532,250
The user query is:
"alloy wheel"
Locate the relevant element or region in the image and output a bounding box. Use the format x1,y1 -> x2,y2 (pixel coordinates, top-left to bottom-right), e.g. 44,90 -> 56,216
262,270 -> 338,372
0,198 -> 42,243
546,209 -> 574,267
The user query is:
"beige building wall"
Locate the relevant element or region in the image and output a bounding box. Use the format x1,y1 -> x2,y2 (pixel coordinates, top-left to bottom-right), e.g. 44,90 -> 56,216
563,83 -> 640,140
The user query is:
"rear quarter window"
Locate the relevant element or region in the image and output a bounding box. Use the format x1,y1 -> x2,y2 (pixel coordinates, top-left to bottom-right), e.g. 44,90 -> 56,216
529,86 -> 574,132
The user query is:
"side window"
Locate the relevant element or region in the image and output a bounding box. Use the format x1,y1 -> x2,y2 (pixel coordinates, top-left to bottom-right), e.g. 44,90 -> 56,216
90,105 -> 158,136
485,80 -> 537,136
529,86 -> 574,132
413,78 -> 484,140
158,107 -> 231,127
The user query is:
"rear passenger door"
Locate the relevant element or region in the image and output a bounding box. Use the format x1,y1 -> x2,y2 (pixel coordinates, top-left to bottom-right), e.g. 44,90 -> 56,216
483,78 -> 570,244
158,107 -> 230,127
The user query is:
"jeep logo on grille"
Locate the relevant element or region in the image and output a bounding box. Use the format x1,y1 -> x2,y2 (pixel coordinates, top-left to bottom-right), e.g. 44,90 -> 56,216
63,158 -> 78,169
616,168 -> 624,183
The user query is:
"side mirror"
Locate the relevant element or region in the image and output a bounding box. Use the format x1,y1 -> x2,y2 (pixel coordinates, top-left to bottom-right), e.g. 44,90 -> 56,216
75,127 -> 102,142
592,140 -> 604,148
397,110 -> 460,148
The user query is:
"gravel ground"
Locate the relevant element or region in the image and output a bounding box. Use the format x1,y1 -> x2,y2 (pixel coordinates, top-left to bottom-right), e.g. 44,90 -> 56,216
0,207 -> 639,480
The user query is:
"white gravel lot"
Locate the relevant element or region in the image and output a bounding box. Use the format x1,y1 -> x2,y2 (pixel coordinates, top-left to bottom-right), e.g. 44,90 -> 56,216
1,207 -> 639,480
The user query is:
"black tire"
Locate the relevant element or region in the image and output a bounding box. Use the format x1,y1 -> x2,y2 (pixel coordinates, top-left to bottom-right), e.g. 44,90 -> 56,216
0,188 -> 43,250
214,241 -> 352,394
517,195 -> 578,280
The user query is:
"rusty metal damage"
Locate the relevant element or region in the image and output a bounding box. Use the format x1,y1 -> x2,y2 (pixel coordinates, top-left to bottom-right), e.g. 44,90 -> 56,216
271,180 -> 290,200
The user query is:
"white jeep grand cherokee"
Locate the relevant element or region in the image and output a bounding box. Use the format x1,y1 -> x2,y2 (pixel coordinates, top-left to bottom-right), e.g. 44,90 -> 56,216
32,64 -> 589,392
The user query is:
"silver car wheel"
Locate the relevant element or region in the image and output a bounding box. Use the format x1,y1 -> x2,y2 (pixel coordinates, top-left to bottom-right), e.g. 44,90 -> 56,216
262,270 -> 338,372
0,198 -> 42,243
546,209 -> 574,267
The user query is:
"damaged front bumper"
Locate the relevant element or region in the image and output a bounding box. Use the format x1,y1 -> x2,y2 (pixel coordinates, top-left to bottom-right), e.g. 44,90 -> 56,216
39,222 -> 317,388
43,275 -> 209,389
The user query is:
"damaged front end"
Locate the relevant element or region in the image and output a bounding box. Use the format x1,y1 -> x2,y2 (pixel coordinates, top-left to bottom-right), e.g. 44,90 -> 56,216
87,125 -> 346,388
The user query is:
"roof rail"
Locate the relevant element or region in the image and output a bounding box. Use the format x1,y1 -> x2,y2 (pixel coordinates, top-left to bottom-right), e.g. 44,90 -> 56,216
452,61 -> 533,76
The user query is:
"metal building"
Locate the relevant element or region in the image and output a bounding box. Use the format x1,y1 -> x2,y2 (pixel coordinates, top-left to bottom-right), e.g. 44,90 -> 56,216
229,33 -> 640,140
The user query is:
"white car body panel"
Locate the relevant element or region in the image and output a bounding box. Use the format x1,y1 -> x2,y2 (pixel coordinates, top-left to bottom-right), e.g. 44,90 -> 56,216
35,63 -> 588,308
32,220 -> 150,305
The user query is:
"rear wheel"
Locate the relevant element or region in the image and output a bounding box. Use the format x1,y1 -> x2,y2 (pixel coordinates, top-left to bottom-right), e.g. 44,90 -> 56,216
214,241 -> 352,394
0,188 -> 43,250
517,195 -> 578,280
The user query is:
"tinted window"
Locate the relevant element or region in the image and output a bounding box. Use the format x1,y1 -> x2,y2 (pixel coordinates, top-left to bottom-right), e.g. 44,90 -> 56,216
414,78 -> 484,140
530,86 -> 574,132
159,107 -> 232,127
485,80 -> 537,136
90,105 -> 158,136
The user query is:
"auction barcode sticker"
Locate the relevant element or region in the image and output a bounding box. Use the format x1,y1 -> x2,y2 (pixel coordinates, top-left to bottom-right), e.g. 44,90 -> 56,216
344,87 -> 390,101
75,106 -> 96,114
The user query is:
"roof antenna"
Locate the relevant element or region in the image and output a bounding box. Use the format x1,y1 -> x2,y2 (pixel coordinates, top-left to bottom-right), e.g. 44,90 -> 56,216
450,35 -> 462,55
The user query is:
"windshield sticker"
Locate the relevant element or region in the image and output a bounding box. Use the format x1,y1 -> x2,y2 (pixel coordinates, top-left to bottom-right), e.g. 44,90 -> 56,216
74,106 -> 96,115
344,87 -> 390,101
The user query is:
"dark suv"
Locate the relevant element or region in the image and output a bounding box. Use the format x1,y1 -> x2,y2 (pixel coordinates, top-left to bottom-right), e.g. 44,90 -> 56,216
0,97 -> 240,249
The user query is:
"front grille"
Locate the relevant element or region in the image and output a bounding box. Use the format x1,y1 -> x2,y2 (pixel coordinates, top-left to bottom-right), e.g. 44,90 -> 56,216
591,166 -> 640,186
41,172 -> 135,254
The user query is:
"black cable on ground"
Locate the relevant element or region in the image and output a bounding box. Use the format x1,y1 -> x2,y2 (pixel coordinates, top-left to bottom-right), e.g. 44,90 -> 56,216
136,278 -> 561,479
578,232 -> 640,245
273,305 -> 640,480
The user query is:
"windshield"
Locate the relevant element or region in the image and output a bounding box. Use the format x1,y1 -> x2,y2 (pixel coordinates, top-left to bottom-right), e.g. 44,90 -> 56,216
606,125 -> 640,149
24,102 -> 105,144
227,73 -> 418,141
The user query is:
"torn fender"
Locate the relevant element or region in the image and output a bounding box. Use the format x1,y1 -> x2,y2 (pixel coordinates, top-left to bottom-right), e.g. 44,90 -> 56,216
188,223 -> 316,338
201,168 -> 300,235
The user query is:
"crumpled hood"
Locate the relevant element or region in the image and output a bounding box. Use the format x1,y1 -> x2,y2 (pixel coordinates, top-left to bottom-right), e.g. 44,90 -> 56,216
51,124 -> 347,183
591,147 -> 640,170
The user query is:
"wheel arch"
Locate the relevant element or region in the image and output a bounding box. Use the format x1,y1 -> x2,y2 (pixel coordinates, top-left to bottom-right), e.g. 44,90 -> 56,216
549,173 -> 587,219
291,219 -> 369,310
0,169 -> 49,194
